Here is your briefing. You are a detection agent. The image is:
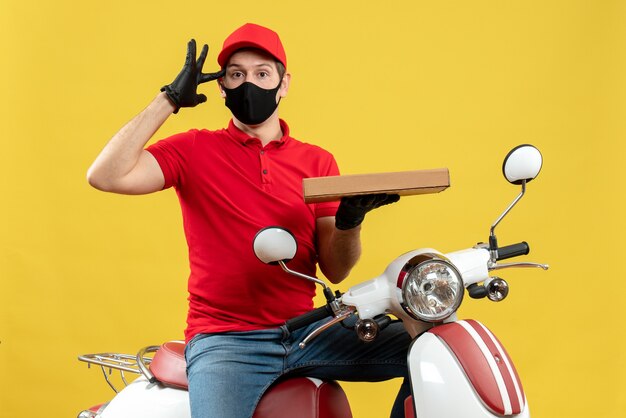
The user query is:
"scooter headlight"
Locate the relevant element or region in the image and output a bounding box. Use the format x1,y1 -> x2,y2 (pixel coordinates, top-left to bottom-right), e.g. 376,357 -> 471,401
401,258 -> 464,322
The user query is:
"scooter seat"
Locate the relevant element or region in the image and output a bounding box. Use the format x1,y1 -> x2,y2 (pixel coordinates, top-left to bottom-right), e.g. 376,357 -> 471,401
150,341 -> 353,418
149,341 -> 188,389
253,377 -> 352,418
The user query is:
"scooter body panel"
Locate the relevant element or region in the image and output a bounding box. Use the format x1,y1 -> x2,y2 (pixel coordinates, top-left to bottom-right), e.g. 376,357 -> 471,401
407,322 -> 530,418
99,376 -> 190,418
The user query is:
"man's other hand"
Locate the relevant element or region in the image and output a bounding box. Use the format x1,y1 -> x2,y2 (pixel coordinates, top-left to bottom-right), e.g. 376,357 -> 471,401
335,193 -> 400,230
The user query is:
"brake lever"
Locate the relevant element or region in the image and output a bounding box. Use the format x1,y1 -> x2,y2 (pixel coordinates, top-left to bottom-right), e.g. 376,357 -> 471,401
489,261 -> 549,271
298,308 -> 355,349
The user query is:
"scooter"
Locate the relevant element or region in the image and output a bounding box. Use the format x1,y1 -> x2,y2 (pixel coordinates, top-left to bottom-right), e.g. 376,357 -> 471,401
78,144 -> 548,418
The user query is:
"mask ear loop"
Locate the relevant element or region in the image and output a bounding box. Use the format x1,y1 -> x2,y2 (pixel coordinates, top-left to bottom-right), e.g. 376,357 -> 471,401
273,72 -> 287,107
275,82 -> 282,107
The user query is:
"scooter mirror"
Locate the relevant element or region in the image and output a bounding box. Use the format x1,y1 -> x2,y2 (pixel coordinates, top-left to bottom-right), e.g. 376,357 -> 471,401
502,144 -> 543,185
253,227 -> 298,264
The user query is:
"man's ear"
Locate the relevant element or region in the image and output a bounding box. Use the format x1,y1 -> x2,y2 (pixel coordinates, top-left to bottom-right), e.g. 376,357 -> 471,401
218,81 -> 226,99
279,73 -> 291,98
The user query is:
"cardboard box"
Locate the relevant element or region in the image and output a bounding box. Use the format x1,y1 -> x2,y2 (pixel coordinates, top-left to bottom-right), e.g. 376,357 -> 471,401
303,168 -> 450,203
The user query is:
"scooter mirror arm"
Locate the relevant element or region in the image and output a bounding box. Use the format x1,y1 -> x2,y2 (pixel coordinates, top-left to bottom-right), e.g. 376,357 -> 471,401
489,180 -> 526,261
278,260 -> 336,305
278,260 -> 327,289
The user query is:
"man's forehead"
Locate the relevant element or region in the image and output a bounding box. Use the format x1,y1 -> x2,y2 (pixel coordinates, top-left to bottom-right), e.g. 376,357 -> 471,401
226,49 -> 278,69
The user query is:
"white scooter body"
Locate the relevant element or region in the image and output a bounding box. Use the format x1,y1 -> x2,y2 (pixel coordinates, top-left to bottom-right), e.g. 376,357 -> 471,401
99,377 -> 190,418
408,323 -> 529,417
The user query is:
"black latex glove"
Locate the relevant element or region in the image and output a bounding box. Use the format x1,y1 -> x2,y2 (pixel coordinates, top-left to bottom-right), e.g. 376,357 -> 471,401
160,39 -> 225,113
335,193 -> 400,230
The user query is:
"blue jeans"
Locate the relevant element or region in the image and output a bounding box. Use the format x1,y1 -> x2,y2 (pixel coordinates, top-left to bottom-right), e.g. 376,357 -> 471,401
185,319 -> 412,418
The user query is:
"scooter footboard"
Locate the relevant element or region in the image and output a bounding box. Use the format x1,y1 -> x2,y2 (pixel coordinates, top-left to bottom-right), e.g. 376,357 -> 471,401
407,319 -> 529,418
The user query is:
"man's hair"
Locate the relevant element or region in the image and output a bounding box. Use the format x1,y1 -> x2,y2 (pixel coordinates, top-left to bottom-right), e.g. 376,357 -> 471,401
275,61 -> 286,80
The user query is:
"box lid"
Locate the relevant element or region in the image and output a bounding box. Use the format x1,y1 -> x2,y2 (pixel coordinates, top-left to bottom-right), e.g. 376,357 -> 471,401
303,168 -> 450,203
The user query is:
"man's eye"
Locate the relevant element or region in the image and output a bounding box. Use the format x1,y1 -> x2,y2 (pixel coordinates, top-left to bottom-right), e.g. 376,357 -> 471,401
258,72 -> 269,78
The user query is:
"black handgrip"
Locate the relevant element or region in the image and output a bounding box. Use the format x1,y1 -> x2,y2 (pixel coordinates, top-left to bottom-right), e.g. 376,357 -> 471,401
497,242 -> 530,260
285,305 -> 334,332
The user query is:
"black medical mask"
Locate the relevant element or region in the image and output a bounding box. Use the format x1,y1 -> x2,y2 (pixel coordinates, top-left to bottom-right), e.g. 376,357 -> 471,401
222,80 -> 282,125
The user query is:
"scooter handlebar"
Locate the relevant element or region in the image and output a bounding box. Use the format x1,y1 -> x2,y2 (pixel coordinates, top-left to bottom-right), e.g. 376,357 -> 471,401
497,241 -> 530,260
285,305 -> 335,332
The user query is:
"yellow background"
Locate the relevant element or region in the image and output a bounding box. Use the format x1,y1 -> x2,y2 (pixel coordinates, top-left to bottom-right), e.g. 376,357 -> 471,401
1,0 -> 625,417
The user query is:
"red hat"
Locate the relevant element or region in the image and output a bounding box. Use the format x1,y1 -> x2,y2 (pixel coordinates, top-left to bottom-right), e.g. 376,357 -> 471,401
218,23 -> 287,69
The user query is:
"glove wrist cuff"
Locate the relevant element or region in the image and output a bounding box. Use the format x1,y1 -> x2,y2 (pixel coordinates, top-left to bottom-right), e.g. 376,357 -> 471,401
335,216 -> 364,230
160,86 -> 181,114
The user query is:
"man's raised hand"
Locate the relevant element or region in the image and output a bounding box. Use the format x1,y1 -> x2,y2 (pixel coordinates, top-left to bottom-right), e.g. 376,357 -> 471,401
160,39 -> 225,113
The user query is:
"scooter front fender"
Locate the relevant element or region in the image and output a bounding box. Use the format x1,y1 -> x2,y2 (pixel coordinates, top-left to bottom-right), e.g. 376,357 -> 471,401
407,320 -> 529,418
99,376 -> 190,418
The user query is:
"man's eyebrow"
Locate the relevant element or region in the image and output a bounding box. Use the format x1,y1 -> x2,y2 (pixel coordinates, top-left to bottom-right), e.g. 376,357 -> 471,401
227,63 -> 274,69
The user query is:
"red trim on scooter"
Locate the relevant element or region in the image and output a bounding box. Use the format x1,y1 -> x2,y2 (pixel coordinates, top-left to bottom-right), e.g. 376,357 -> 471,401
397,270 -> 408,289
88,403 -> 107,413
404,395 -> 415,418
429,320 -> 525,416
466,320 -> 525,414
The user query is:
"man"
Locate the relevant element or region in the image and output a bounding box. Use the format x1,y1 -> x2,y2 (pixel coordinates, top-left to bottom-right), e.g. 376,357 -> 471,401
88,23 -> 410,418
